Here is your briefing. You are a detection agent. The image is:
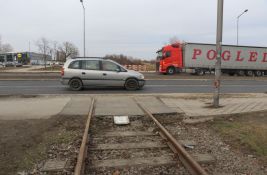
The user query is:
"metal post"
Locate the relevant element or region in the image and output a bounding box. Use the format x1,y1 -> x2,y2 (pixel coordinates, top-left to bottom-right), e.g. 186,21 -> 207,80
237,9 -> 248,45
80,0 -> 86,57
237,18 -> 239,45
29,41 -> 31,52
213,0 -> 224,108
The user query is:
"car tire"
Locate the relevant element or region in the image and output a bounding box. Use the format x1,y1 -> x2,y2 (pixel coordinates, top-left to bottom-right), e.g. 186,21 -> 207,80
167,67 -> 175,75
69,78 -> 83,91
125,78 -> 139,91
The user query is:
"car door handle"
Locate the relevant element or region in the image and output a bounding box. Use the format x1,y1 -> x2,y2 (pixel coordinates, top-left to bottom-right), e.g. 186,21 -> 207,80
103,73 -> 107,76
82,72 -> 86,75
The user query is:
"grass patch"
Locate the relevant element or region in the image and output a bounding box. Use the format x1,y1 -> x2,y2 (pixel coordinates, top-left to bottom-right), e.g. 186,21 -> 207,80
212,114 -> 267,164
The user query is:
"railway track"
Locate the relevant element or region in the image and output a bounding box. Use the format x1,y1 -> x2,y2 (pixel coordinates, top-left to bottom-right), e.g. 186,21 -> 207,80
74,98 -> 210,175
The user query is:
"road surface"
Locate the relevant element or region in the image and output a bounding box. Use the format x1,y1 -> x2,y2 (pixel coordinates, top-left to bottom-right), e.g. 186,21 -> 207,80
0,79 -> 267,95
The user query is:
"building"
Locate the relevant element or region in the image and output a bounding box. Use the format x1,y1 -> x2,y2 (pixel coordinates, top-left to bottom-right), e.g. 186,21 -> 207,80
0,52 -> 52,65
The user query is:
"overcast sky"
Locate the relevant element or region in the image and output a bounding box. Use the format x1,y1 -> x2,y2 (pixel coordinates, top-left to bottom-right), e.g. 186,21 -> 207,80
0,0 -> 266,60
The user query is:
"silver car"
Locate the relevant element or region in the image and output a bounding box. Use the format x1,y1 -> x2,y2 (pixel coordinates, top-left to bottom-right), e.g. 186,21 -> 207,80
60,57 -> 145,91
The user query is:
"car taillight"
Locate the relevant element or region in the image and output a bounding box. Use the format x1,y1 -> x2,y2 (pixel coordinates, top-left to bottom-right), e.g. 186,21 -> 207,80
61,68 -> 64,76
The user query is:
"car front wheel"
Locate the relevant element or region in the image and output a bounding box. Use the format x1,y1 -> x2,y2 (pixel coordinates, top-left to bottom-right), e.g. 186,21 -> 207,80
69,78 -> 83,91
125,78 -> 139,91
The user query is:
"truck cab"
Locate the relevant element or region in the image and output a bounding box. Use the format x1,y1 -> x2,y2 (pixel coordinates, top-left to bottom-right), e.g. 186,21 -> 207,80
156,43 -> 183,75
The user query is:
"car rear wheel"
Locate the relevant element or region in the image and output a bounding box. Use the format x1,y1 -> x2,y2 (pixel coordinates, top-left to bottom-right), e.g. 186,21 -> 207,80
69,78 -> 83,91
125,78 -> 139,91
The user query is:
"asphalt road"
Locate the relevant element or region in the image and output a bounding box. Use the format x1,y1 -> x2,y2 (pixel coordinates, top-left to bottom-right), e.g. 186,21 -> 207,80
0,79 -> 267,95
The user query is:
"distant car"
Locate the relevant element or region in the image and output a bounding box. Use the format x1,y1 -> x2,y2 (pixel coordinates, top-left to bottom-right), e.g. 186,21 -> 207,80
13,61 -> 22,67
0,62 -> 4,67
4,62 -> 14,67
60,57 -> 145,91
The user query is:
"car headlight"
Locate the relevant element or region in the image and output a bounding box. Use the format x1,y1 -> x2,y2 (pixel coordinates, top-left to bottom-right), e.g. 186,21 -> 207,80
139,74 -> 145,79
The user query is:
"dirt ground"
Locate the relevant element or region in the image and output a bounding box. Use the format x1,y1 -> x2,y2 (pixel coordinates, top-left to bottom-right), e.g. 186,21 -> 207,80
0,109 -> 266,174
0,115 -> 85,175
210,111 -> 267,166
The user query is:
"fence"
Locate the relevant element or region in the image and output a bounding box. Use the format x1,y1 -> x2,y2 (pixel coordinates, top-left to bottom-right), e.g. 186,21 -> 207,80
123,64 -> 155,72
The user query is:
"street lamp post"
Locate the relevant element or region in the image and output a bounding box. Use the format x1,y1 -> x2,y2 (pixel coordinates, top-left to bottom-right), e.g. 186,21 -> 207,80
80,0 -> 86,57
213,0 -> 224,108
237,9 -> 248,45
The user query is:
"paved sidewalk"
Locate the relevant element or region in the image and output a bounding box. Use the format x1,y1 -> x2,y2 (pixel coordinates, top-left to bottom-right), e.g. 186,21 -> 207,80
135,96 -> 177,114
94,96 -> 177,116
95,96 -> 144,116
161,96 -> 267,118
1,94 -> 267,120
59,96 -> 92,116
0,96 -> 70,120
3,66 -> 44,72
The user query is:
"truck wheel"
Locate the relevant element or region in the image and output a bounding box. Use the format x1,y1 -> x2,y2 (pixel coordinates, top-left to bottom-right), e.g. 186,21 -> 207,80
254,70 -> 262,77
125,78 -> 139,91
228,72 -> 235,76
167,67 -> 175,75
196,69 -> 205,76
246,70 -> 254,76
237,70 -> 245,76
69,78 -> 83,91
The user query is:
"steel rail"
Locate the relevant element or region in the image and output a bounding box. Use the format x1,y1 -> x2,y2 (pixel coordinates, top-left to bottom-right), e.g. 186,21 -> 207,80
74,98 -> 95,175
135,101 -> 208,175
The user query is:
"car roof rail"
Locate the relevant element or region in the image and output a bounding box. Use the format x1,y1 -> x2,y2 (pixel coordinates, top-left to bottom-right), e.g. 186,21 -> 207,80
72,57 -> 107,59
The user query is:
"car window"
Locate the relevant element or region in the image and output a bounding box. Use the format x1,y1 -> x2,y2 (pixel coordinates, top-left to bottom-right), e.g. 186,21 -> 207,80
165,51 -> 171,58
0,56 -> 4,62
68,60 -> 80,69
6,55 -> 13,62
82,60 -> 100,70
102,61 -> 120,71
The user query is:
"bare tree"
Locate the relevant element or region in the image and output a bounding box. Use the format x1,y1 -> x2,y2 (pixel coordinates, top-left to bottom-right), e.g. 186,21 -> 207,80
0,36 -> 13,53
36,37 -> 50,68
58,42 -> 79,62
1,44 -> 13,52
51,41 -> 58,61
104,54 -> 143,65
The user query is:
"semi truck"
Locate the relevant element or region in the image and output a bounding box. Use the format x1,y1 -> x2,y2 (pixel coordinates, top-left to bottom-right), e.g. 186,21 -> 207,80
156,43 -> 267,76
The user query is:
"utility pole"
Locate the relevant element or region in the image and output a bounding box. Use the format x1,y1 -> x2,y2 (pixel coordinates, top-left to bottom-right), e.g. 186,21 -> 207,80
80,0 -> 86,57
237,9 -> 248,45
213,0 -> 224,108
